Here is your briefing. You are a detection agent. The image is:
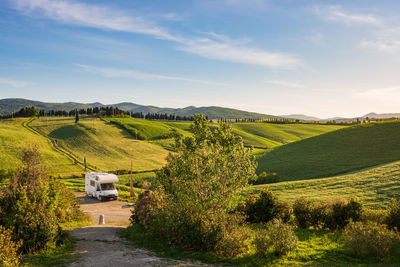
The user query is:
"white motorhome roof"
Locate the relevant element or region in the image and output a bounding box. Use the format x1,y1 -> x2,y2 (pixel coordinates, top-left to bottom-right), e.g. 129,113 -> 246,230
87,172 -> 119,183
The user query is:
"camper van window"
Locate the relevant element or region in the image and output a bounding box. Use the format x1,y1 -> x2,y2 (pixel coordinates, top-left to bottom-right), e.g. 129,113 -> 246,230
101,183 -> 115,191
90,181 -> 95,187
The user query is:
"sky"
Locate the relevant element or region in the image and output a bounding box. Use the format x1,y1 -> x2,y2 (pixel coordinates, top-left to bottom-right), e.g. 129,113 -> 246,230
1,0 -> 400,118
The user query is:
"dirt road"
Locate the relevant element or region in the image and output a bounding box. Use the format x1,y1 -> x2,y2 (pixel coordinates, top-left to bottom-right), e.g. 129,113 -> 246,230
69,192 -> 205,267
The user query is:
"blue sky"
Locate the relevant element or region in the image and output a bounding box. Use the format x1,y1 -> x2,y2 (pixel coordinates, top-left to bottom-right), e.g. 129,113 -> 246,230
1,0 -> 400,118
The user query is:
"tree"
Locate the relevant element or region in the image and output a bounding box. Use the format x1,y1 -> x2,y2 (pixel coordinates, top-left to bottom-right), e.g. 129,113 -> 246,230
75,110 -> 79,123
140,114 -> 257,252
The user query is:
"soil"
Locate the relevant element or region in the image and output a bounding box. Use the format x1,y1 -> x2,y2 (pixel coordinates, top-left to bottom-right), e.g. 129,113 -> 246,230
69,192 -> 206,267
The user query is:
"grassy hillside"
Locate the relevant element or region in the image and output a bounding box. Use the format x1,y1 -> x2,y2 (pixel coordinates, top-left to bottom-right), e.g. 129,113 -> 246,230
247,159 -> 400,209
30,117 -> 169,172
232,123 -> 344,147
0,118 -> 82,176
106,117 -> 343,148
257,120 -> 400,180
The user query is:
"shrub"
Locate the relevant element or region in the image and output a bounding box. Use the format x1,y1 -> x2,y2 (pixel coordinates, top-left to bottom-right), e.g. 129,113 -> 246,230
253,229 -> 270,257
344,221 -> 397,258
310,202 -> 327,229
387,198 -> 400,230
130,190 -> 164,229
324,198 -> 363,230
0,226 -> 22,267
266,219 -> 298,256
361,208 -> 387,224
136,115 -> 257,255
293,197 -> 313,228
251,172 -> 281,185
245,190 -> 281,223
215,224 -> 252,257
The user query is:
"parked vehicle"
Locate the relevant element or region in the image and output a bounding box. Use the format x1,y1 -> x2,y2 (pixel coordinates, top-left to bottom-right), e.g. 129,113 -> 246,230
85,172 -> 119,201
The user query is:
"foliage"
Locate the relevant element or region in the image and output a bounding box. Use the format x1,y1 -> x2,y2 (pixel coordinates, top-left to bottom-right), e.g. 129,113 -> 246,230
387,198 -> 400,230
361,208 -> 388,224
0,145 -> 86,254
266,219 -> 298,256
250,171 -> 281,184
344,221 -> 398,258
130,190 -> 164,229
293,197 -> 362,230
293,197 -> 313,228
0,226 -> 22,267
243,190 -> 292,224
253,229 -> 270,257
134,114 -> 256,255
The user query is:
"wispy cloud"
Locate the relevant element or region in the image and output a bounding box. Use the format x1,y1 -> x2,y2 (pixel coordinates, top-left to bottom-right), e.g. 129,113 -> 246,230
77,64 -> 229,86
13,0 -> 301,68
356,86 -> 400,100
314,5 -> 382,26
266,80 -> 306,88
360,27 -> 400,52
0,77 -> 27,87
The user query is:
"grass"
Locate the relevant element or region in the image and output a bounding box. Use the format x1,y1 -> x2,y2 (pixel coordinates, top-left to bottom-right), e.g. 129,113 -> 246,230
256,120 -> 400,180
120,223 -> 400,266
0,118 -> 83,176
21,233 -> 79,267
232,123 -> 344,148
30,117 -> 170,172
247,159 -> 400,209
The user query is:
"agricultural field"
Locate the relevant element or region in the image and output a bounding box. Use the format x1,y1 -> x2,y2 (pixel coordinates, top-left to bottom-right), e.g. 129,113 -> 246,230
256,120 -> 400,180
29,117 -> 170,172
0,118 -> 82,176
248,159 -> 400,209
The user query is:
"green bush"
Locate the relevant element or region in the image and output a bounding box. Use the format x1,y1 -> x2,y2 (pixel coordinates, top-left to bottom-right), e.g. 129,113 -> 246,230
387,198 -> 400,230
253,229 -> 270,257
0,226 -> 22,267
244,190 -> 292,224
251,172 -> 281,185
130,190 -> 164,229
293,197 -> 313,228
361,208 -> 387,224
215,224 -> 252,257
134,115 -> 257,256
324,198 -> 363,230
266,219 -> 298,256
344,220 -> 397,258
0,145 -> 87,254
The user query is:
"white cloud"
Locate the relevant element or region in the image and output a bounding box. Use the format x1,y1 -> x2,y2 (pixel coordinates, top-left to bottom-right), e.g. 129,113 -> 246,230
360,27 -> 400,52
13,0 -> 301,68
315,5 -> 382,26
356,86 -> 400,100
266,80 -> 305,88
0,77 -> 27,87
77,64 -> 229,86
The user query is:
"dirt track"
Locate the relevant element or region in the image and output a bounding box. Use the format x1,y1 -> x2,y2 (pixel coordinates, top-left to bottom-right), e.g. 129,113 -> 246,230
69,192 -> 205,267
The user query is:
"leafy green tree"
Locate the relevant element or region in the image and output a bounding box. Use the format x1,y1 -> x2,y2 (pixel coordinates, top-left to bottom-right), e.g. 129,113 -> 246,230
75,110 -> 79,123
144,114 -> 256,253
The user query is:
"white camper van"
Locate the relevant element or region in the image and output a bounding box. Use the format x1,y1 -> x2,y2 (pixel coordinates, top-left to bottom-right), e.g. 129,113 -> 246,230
85,172 -> 119,201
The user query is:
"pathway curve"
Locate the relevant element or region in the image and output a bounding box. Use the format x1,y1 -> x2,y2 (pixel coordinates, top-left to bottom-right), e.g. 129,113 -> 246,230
69,192 -> 206,267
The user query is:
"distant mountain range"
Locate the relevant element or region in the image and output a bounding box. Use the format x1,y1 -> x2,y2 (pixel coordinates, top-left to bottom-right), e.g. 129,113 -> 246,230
1,98 -> 399,121
0,98 -> 280,120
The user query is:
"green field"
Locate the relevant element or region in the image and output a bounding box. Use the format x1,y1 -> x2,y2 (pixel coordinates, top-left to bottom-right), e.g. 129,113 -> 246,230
30,117 -> 170,172
257,120 -> 400,180
106,117 -> 343,148
0,118 -> 82,176
248,159 -> 400,209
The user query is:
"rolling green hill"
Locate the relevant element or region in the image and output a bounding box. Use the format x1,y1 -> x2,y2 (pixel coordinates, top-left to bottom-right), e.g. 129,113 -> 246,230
0,98 -> 279,119
29,117 -> 170,172
247,159 -> 400,209
256,120 -> 400,180
0,118 -> 83,176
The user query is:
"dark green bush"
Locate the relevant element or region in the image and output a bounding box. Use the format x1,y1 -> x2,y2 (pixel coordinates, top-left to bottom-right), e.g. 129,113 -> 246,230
361,208 -> 387,224
251,172 -> 281,185
0,145 -> 87,254
324,198 -> 363,230
0,226 -> 22,267
344,220 -> 397,258
293,197 -> 313,228
387,198 -> 400,230
266,219 -> 298,256
130,190 -> 164,229
245,190 -> 291,223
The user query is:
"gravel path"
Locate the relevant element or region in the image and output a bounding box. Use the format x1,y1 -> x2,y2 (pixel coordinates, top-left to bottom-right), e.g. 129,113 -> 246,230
69,192 -> 205,267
